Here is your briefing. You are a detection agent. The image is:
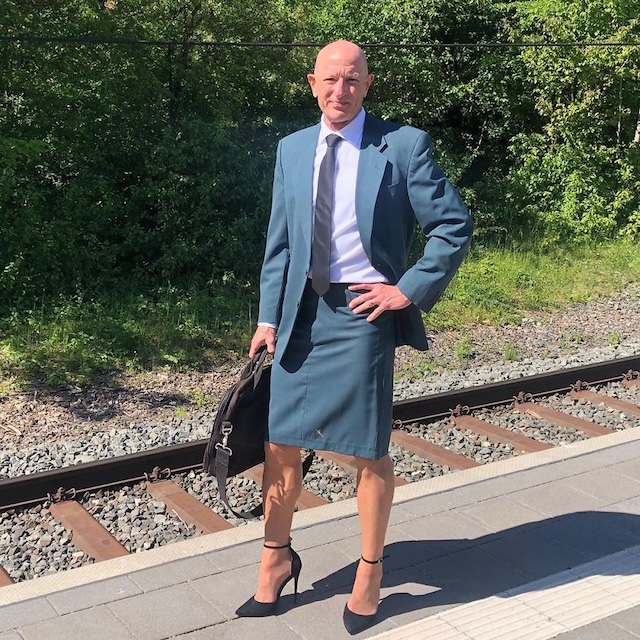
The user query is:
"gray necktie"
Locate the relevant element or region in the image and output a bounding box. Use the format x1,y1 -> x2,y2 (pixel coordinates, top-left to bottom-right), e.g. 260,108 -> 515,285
312,134 -> 341,296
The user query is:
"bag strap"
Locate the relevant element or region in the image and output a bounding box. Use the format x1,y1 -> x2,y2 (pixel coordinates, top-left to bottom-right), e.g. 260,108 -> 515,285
214,449 -> 315,519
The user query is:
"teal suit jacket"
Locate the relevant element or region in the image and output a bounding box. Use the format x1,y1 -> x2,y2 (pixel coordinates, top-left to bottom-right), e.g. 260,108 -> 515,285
258,113 -> 473,362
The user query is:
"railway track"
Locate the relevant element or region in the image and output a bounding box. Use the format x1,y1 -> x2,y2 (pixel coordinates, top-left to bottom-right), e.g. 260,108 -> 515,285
1,355 -> 639,586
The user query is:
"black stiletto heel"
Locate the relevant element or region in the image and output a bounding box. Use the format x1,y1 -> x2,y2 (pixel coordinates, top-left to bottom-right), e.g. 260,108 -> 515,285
343,554 -> 389,635
235,539 -> 302,617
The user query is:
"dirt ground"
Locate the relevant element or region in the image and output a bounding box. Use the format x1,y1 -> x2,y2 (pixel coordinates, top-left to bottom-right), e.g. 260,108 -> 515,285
1,283 -> 639,452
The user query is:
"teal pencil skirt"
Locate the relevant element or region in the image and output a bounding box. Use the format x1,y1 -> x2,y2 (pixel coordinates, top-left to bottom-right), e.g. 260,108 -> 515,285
267,281 -> 396,460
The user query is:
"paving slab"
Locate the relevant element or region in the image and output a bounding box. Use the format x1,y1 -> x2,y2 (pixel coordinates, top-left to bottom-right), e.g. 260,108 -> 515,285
596,604 -> 640,636
47,575 -> 142,614
108,583 -> 226,640
330,521 -> 409,568
174,615 -> 305,639
561,467 -> 640,503
18,605 -> 136,640
0,598 -> 57,633
537,511 -> 640,559
478,526 -> 591,580
202,537 -> 264,572
399,475 -> 522,516
610,458 -> 640,482
509,479 -> 609,517
128,555 -> 219,592
282,587 -> 398,640
456,494 -> 549,532
391,509 -> 494,558
416,544 -> 531,602
2,430 -> 640,639
553,618 -> 640,639
379,567 -> 447,627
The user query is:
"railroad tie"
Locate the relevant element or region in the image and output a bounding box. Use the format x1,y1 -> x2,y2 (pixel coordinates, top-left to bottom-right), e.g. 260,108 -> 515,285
452,415 -> 552,453
242,465 -> 329,509
390,431 -> 481,470
49,500 -> 129,561
0,566 -> 14,587
516,402 -> 613,436
146,479 -> 234,534
570,390 -> 640,418
317,450 -> 409,486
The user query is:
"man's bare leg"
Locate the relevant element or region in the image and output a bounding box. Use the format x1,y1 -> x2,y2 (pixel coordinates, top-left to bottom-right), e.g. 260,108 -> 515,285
253,442 -> 303,602
347,454 -> 395,615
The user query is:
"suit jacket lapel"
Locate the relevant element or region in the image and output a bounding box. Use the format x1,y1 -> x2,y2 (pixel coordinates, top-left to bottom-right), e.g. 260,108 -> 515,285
293,124 -> 320,251
356,115 -> 388,259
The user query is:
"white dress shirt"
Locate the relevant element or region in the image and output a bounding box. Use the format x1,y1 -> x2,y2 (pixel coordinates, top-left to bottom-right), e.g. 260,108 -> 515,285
259,110 -> 388,329
312,108 -> 388,284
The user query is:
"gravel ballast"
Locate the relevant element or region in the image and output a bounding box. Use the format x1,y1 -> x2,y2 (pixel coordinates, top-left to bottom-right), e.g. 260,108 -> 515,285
1,284 -> 639,582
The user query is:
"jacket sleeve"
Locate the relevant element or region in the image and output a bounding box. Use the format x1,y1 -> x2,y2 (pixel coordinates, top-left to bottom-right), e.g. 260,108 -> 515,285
396,131 -> 473,312
257,141 -> 290,328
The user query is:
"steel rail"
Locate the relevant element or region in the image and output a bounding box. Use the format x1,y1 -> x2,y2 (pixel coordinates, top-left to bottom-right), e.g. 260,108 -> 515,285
1,355 -> 638,511
0,441 -> 205,511
393,354 -> 640,424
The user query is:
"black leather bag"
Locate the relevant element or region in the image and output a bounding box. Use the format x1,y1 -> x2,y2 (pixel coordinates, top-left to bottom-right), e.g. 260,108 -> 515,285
203,347 -> 271,519
203,347 -> 313,519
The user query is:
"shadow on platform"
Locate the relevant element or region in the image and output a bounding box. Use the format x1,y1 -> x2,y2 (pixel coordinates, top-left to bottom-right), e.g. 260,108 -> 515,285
292,510 -> 640,623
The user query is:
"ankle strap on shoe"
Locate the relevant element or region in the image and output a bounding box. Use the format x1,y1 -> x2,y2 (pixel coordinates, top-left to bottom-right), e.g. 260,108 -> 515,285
360,554 -> 389,564
264,538 -> 291,550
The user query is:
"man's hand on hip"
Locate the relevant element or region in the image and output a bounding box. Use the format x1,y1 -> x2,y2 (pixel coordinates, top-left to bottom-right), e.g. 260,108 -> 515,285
348,283 -> 411,322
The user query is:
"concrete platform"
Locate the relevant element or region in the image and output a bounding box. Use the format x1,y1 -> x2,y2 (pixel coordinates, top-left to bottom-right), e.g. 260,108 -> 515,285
3,427 -> 640,639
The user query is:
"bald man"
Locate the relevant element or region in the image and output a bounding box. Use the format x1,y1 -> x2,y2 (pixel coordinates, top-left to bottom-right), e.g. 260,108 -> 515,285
238,40 -> 473,634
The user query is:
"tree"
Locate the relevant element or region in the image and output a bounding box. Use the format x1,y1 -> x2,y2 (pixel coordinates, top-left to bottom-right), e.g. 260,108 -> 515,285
0,0 -> 303,308
502,0 -> 640,242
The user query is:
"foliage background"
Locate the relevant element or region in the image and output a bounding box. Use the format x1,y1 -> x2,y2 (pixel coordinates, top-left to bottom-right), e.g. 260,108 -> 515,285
0,0 -> 639,383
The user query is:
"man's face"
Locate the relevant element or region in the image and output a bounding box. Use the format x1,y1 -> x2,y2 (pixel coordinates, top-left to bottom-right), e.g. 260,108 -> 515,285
307,44 -> 373,131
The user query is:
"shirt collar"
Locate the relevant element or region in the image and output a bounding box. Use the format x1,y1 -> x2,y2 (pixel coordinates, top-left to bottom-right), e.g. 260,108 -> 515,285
319,108 -> 366,148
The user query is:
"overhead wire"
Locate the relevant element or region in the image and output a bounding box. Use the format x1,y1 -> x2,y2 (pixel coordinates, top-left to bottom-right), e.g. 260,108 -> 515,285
0,34 -> 639,48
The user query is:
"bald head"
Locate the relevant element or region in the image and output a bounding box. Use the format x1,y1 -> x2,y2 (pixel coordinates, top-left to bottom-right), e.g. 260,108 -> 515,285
314,40 -> 369,76
307,40 -> 374,131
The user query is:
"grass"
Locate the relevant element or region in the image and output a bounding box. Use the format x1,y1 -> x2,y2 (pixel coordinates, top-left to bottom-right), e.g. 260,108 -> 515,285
428,238 -> 640,330
454,336 -> 474,363
503,342 -> 520,362
0,285 -> 257,390
1,238 -> 639,391
608,332 -> 621,346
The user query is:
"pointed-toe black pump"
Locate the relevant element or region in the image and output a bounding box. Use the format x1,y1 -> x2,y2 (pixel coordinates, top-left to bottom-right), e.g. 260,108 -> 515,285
343,554 -> 388,635
235,539 -> 302,618
343,603 -> 376,636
